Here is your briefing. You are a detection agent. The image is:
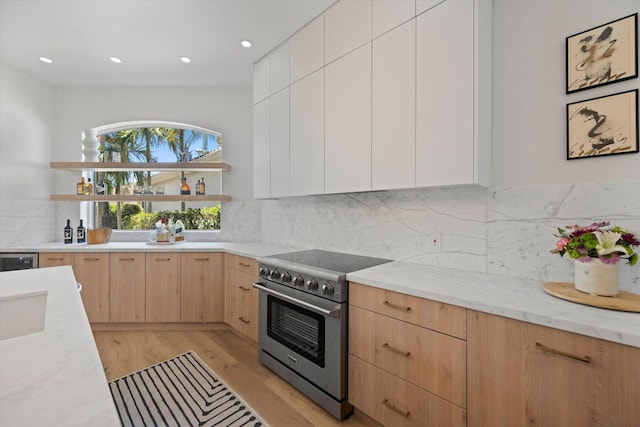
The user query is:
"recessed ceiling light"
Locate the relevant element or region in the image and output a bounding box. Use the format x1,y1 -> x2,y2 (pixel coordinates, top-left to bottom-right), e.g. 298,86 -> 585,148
180,56 -> 191,63
109,57 -> 122,64
39,57 -> 53,64
241,40 -> 252,48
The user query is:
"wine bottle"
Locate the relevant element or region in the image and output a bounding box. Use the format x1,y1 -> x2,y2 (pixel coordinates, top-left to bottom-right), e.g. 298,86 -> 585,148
77,219 -> 86,243
64,219 -> 73,244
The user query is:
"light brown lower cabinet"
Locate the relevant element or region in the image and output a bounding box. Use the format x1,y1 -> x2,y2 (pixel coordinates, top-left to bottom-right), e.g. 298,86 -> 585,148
224,254 -> 259,342
467,310 -> 640,426
146,253 -> 181,322
349,355 -> 466,427
180,252 -> 224,322
109,253 -> 145,322
74,252 -> 111,322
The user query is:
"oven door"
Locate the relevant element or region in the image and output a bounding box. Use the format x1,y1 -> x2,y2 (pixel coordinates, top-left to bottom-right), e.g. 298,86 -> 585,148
254,280 -> 346,399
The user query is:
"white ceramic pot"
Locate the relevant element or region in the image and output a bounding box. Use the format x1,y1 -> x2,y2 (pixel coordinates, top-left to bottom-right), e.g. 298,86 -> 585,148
574,258 -> 619,296
82,129 -> 99,162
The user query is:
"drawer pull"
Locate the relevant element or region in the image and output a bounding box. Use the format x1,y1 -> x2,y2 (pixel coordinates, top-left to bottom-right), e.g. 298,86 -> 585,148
382,399 -> 410,418
383,300 -> 411,311
238,262 -> 250,267
535,342 -> 591,363
238,316 -> 250,324
47,257 -> 64,261
195,258 -> 209,261
84,258 -> 100,261
383,343 -> 411,357
238,286 -> 251,291
155,258 -> 171,261
118,258 -> 135,261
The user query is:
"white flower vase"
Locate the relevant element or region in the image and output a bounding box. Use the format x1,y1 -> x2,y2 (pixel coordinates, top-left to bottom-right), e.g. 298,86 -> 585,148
82,129 -> 99,162
574,258 -> 619,296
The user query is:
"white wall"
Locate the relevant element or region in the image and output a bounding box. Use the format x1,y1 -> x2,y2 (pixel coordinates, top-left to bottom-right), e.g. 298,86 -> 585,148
0,62 -> 57,246
492,0 -> 640,187
53,86 -> 253,200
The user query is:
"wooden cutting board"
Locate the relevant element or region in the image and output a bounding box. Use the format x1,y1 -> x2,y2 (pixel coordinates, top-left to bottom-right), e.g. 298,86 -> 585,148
543,282 -> 640,312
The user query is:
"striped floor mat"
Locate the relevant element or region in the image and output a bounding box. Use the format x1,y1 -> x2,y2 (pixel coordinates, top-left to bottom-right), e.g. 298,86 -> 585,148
109,351 -> 268,427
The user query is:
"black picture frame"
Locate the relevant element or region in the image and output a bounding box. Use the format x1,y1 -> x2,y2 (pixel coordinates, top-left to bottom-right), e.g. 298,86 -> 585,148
566,13 -> 638,94
566,89 -> 638,160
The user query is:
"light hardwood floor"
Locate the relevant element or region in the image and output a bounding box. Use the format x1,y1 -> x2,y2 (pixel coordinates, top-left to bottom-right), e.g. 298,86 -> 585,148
93,328 -> 379,427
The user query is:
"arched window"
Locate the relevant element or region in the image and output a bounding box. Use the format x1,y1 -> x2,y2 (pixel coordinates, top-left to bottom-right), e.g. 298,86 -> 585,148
84,121 -> 223,231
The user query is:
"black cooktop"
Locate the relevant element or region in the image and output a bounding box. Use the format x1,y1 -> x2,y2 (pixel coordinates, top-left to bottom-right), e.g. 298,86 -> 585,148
263,249 -> 391,274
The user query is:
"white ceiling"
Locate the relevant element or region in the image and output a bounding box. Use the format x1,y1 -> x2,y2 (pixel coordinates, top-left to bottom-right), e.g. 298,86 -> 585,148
0,0 -> 336,87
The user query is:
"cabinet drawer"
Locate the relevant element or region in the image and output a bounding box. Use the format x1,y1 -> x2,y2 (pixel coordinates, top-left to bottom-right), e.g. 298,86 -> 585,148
224,254 -> 258,275
349,355 -> 466,427
350,305 -> 466,407
228,298 -> 258,343
38,252 -> 74,267
350,282 -> 466,339
227,268 -> 259,308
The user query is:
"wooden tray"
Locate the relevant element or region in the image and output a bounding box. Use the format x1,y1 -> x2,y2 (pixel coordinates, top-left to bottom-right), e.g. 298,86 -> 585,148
543,282 -> 640,313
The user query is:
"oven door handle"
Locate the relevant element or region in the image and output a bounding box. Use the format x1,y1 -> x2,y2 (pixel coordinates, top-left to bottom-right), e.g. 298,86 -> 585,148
253,283 -> 340,318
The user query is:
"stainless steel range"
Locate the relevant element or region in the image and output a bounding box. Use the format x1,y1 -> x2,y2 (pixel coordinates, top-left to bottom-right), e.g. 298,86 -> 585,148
253,249 -> 391,419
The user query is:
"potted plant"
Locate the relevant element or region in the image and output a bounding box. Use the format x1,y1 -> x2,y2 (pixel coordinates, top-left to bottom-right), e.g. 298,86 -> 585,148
551,221 -> 639,296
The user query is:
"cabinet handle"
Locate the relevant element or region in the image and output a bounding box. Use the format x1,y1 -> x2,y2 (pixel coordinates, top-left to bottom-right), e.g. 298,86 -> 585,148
382,399 -> 410,418
383,300 -> 411,311
382,343 -> 411,357
195,258 -> 209,261
83,257 -> 100,261
238,286 -> 251,291
118,258 -> 135,261
238,262 -> 250,267
238,316 -> 250,324
155,258 -> 171,261
47,257 -> 64,261
535,342 -> 591,363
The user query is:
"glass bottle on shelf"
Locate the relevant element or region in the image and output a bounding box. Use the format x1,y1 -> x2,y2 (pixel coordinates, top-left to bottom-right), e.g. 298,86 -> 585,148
180,177 -> 191,195
199,177 -> 205,195
195,179 -> 201,195
85,178 -> 93,195
76,177 -> 85,195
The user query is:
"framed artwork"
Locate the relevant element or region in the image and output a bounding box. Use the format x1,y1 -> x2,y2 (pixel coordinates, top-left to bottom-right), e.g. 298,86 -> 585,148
566,89 -> 638,160
566,13 -> 637,94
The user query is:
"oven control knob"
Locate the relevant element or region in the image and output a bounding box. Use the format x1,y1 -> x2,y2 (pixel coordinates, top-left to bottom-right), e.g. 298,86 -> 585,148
280,271 -> 291,282
292,275 -> 304,287
259,267 -> 269,278
322,282 -> 334,295
306,278 -> 318,291
269,269 -> 280,280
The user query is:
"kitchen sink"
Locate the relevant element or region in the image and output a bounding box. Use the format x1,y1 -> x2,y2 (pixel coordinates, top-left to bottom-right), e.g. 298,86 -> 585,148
0,291 -> 48,341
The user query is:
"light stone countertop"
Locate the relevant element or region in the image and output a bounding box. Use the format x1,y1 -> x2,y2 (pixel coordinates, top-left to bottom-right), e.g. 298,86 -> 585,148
347,261 -> 640,349
0,266 -> 121,426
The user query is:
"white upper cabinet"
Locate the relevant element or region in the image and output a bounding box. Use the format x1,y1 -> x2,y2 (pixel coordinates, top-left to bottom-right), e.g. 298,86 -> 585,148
290,15 -> 324,84
416,0 -> 446,15
416,0 -> 491,187
325,44 -> 372,194
253,99 -> 270,199
372,19 -> 416,191
253,56 -> 270,105
270,42 -> 290,95
372,0 -> 415,38
270,88 -> 290,198
324,0 -> 372,64
290,69 -> 325,196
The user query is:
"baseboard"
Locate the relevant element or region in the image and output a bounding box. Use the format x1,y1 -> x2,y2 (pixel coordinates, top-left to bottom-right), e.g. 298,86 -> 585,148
90,322 -> 230,332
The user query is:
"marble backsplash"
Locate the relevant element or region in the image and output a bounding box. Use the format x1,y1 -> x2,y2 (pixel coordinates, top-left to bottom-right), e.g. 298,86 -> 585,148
1,181 -> 638,293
